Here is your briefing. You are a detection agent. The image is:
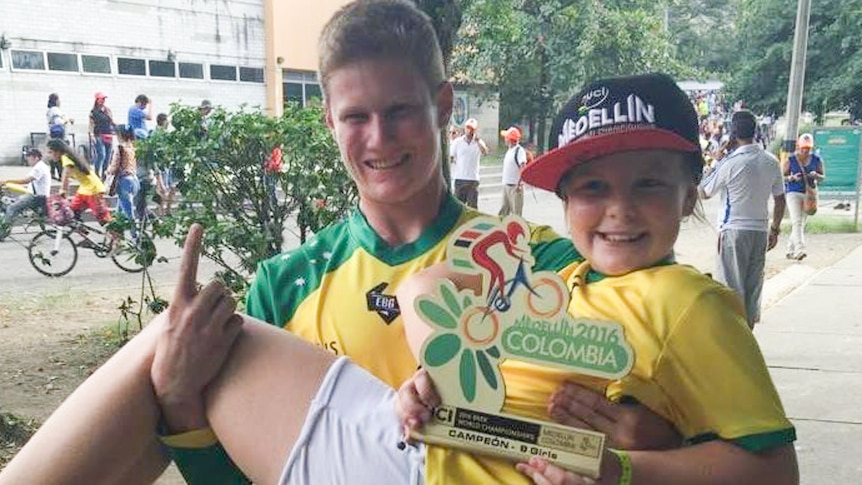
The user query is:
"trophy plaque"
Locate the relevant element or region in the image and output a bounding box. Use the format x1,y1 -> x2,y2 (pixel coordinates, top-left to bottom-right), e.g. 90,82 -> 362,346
412,216 -> 634,478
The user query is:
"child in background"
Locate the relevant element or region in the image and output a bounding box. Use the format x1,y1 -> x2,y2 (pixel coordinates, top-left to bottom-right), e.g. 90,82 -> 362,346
50,139 -> 111,226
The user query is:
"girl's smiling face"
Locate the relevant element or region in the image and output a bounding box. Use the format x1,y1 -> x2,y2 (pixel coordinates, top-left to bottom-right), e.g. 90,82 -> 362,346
560,150 -> 697,276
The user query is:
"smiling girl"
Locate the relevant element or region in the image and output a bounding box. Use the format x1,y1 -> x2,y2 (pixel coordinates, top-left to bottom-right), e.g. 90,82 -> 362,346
397,73 -> 799,485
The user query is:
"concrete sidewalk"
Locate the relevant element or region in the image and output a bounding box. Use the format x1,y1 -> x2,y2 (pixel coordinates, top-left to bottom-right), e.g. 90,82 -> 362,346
756,243 -> 862,484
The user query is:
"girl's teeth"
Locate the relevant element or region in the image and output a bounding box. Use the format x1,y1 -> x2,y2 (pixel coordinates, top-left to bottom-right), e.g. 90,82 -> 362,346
602,233 -> 639,242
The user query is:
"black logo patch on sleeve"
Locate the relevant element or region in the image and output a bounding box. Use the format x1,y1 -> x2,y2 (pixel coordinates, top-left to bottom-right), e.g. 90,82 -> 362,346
366,282 -> 400,324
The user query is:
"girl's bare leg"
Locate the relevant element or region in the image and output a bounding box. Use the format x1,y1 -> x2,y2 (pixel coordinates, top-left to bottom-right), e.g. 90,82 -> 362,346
204,317 -> 335,485
0,318 -> 169,485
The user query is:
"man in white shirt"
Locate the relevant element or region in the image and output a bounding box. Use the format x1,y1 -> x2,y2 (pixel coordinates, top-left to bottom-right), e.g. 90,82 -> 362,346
498,126 -> 527,216
699,110 -> 786,327
448,117 -> 487,208
0,148 -> 52,240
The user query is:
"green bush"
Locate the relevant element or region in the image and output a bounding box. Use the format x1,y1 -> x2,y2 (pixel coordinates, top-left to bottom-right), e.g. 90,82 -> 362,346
137,102 -> 358,294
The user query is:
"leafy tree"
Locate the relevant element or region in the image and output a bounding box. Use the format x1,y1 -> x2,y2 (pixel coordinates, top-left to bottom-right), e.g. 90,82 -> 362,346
728,0 -> 862,121
453,0 -> 682,151
137,102 -> 357,294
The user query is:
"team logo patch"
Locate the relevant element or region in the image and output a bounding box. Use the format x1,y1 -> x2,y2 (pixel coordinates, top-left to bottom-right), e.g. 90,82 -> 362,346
366,282 -> 400,324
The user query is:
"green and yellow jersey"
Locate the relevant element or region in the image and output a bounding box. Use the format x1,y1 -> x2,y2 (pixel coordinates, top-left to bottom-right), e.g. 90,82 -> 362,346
169,193 -> 578,484
428,260 -> 796,485
246,193 -> 577,389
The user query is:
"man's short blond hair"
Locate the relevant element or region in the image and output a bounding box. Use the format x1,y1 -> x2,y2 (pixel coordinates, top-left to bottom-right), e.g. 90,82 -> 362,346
318,0 -> 445,97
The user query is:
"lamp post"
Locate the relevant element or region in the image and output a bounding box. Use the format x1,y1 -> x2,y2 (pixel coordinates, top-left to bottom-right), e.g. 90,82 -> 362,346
782,0 -> 813,153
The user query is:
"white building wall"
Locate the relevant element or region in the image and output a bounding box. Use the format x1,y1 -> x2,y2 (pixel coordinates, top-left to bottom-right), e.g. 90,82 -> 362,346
0,0 -> 266,164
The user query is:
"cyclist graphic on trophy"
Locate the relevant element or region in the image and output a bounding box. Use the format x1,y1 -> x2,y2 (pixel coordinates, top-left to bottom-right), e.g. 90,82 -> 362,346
412,216 -> 635,477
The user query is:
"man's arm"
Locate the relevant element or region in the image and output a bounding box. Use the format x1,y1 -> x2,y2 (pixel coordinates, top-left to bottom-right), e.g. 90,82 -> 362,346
768,194 -> 786,251
0,175 -> 35,186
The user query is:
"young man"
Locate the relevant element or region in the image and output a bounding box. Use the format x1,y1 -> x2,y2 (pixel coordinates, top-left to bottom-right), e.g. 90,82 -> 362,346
128,94 -> 153,140
499,126 -> 527,216
158,1 -> 678,483
449,117 -> 488,208
0,148 -> 51,240
699,110 -> 786,327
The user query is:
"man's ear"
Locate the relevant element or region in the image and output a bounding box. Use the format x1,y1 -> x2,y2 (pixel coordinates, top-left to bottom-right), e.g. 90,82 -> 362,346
435,81 -> 454,130
324,101 -> 335,132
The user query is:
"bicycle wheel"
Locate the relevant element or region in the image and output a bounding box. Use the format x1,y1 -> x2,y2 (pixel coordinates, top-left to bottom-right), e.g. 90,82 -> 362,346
526,277 -> 566,319
111,234 -> 156,273
28,229 -> 78,277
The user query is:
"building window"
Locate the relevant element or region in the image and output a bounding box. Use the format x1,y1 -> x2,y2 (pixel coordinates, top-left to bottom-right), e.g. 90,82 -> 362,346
239,67 -> 264,83
149,60 -> 176,78
11,50 -> 45,70
179,62 -> 204,79
82,55 -> 111,74
283,70 -> 321,107
47,52 -> 79,72
210,64 -> 237,81
118,57 -> 146,76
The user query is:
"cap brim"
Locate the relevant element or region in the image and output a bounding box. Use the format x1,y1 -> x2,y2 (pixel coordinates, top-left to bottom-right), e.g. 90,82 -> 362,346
521,128 -> 699,192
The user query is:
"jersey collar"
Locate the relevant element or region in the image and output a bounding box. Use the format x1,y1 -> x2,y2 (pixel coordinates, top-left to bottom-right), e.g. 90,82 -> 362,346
347,192 -> 463,266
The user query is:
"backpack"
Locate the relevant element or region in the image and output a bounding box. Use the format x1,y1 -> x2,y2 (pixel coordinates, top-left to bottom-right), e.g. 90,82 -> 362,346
49,123 -> 65,139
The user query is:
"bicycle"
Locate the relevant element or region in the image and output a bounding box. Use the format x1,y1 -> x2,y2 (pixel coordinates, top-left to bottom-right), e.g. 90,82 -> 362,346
484,258 -> 565,318
27,216 -> 156,277
0,185 -> 48,241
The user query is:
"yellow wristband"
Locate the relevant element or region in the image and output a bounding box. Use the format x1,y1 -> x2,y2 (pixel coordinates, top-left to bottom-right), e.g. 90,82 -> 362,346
611,449 -> 633,485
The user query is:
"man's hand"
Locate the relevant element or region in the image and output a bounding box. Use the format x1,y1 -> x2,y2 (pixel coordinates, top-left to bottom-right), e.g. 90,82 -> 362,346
395,368 -> 441,443
767,231 -> 779,251
549,382 -> 681,450
150,224 -> 244,433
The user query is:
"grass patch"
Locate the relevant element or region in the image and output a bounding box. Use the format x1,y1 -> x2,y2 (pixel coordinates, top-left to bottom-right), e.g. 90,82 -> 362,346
0,412 -> 38,468
781,216 -> 859,234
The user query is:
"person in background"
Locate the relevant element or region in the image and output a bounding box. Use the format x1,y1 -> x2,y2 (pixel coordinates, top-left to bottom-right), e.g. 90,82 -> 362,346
449,117 -> 488,208
498,126 -> 527,216
89,92 -> 115,180
698,110 -> 786,327
153,113 -> 177,216
106,126 -> 140,237
46,93 -> 73,180
0,148 -> 51,241
51,139 -> 111,226
782,133 -> 825,261
128,94 -> 153,140
198,99 -> 214,136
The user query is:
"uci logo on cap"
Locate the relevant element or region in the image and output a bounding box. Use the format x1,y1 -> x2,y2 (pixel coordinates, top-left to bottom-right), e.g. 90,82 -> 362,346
580,87 -> 609,110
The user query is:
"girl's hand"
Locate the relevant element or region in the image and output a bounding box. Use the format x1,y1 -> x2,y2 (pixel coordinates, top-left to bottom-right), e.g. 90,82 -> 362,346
395,368 -> 440,443
517,449 -> 622,485
549,382 -> 681,450
516,457 -> 596,485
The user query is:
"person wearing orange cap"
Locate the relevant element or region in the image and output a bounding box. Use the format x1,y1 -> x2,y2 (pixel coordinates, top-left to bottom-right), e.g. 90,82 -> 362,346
89,92 -> 115,180
781,133 -> 825,260
499,126 -> 528,216
449,117 -> 488,208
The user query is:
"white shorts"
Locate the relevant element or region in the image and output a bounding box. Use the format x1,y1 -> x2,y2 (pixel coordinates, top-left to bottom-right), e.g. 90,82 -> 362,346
279,357 -> 426,485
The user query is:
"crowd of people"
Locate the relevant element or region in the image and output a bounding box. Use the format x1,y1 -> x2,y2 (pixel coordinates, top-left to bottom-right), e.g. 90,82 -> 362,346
0,92 -> 196,240
0,1 -> 801,485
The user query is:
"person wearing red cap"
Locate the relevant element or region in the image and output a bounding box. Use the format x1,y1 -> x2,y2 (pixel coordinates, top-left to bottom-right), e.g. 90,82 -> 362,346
89,92 -> 115,180
449,117 -> 488,208
781,133 -> 825,260
499,126 -> 527,216
399,72 -> 798,485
